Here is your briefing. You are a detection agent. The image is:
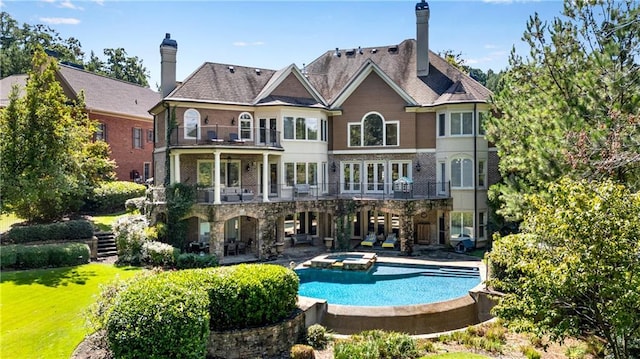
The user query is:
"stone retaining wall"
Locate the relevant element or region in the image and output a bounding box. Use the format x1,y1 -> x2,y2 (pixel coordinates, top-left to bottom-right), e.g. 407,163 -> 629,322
206,310 -> 305,359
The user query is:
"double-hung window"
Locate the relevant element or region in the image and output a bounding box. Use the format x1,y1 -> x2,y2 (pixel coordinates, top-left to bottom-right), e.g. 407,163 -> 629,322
450,112 -> 473,135
451,157 -> 473,188
239,112 -> 253,140
133,128 -> 142,149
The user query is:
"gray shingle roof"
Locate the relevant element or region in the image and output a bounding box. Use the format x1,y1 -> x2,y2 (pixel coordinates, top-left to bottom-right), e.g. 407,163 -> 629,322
305,39 -> 491,106
168,38 -> 491,108
58,65 -> 160,119
168,63 -> 277,105
0,74 -> 28,107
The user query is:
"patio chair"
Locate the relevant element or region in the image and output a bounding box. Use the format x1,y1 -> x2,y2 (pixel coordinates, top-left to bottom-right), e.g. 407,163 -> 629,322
360,233 -> 377,247
229,133 -> 245,143
381,233 -> 398,249
207,130 -> 223,142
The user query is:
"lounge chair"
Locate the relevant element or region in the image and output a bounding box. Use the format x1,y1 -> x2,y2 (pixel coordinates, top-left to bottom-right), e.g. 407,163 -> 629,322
229,133 -> 245,143
360,233 -> 377,247
381,233 -> 398,249
207,130 -> 223,142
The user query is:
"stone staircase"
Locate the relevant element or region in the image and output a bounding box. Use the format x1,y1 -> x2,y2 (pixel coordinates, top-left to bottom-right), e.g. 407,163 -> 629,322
95,231 -> 117,258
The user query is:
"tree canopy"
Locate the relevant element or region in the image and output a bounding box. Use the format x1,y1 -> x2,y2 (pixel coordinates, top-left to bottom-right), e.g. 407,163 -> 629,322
0,47 -> 115,222
489,178 -> 640,359
0,12 -> 149,87
485,0 -> 640,221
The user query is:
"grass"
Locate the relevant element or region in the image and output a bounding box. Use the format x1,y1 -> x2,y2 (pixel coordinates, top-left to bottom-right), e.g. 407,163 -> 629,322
0,263 -> 141,359
0,212 -> 25,233
91,211 -> 128,231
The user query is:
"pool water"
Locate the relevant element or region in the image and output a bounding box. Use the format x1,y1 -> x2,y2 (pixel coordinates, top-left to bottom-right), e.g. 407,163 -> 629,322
296,263 -> 480,307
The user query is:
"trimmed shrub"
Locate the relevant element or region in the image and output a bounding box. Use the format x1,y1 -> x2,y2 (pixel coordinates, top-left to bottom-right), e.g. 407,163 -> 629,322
141,241 -> 178,267
124,196 -> 145,213
204,264 -> 299,330
106,273 -> 210,359
88,181 -> 146,213
1,243 -> 90,270
176,253 -> 218,269
5,220 -> 93,244
1,245 -> 18,269
290,344 -> 315,359
113,215 -> 149,265
307,324 -> 330,350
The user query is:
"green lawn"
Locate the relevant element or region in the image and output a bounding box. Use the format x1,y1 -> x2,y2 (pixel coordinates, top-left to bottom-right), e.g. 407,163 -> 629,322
0,263 -> 141,359
0,212 -> 25,233
91,211 -> 128,231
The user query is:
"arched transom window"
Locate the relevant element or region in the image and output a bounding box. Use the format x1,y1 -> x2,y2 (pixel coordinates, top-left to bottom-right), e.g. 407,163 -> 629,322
184,109 -> 200,139
239,112 -> 253,140
348,112 -> 398,147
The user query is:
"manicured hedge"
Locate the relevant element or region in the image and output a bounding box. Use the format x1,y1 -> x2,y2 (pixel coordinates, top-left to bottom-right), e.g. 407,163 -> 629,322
4,220 -> 94,244
106,274 -> 210,359
0,243 -> 90,270
176,253 -> 218,269
86,181 -> 146,213
105,264 -> 299,358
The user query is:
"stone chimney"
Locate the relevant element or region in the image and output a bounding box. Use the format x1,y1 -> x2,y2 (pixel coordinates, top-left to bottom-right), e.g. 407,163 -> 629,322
160,33 -> 178,98
416,1 -> 430,77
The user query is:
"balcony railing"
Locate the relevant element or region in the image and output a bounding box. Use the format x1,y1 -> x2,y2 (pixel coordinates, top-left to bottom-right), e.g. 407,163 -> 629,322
168,125 -> 281,148
147,181 -> 451,205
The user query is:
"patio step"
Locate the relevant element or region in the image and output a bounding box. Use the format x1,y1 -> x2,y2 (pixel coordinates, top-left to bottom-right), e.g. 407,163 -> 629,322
95,231 -> 117,258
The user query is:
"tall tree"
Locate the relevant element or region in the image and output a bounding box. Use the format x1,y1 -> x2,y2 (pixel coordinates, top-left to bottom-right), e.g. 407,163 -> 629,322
489,178 -> 640,359
486,0 -> 640,221
102,48 -> 149,87
0,47 -> 97,222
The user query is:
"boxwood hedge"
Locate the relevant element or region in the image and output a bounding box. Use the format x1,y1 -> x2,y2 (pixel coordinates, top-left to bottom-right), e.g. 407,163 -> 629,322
5,220 -> 94,244
0,243 -> 90,270
86,181 -> 146,213
105,264 -> 299,358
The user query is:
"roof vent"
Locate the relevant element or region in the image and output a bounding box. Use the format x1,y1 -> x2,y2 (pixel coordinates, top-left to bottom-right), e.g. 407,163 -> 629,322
334,48 -> 341,57
388,45 -> 399,53
371,48 -> 378,54
255,68 -> 261,75
228,66 -> 235,73
358,46 -> 363,55
346,49 -> 356,56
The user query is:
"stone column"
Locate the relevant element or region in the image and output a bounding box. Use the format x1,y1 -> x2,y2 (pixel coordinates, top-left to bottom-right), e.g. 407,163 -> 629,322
172,153 -> 181,183
209,220 -> 225,259
399,214 -> 415,255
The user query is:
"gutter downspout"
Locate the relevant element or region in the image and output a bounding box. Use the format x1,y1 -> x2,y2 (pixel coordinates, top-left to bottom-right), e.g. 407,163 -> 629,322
473,103 -> 477,250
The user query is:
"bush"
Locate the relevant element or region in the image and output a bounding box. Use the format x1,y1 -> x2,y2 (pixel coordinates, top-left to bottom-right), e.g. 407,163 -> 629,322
141,241 -> 178,267
521,345 -> 541,359
5,220 -> 94,244
106,273 -> 210,359
307,324 -> 330,350
1,243 -> 90,270
334,330 -> 418,359
113,215 -> 150,265
176,253 -> 218,269
87,181 -> 146,213
204,264 -> 299,330
124,196 -> 145,213
290,344 -> 315,359
0,245 -> 18,269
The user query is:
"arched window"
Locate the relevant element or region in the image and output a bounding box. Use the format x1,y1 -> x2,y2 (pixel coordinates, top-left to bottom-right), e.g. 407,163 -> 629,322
239,112 -> 253,140
451,157 -> 473,188
348,112 -> 399,147
184,109 -> 200,139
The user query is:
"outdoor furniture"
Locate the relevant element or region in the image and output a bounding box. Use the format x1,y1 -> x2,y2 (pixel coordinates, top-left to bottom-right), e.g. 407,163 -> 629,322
294,184 -> 310,196
229,133 -> 245,143
381,233 -> 398,249
360,233 -> 377,247
291,234 -> 313,246
207,130 -> 223,142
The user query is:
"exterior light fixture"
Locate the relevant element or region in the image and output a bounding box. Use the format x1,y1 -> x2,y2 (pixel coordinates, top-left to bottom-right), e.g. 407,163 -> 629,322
415,161 -> 421,172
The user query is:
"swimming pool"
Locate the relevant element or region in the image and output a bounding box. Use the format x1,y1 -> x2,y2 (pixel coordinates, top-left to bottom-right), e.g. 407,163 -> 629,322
296,262 -> 480,306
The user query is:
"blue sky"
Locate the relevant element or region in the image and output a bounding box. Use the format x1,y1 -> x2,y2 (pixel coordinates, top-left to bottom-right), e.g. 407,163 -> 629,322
3,0 -> 564,89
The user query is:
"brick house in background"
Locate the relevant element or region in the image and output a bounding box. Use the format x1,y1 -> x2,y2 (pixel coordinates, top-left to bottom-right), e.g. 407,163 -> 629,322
0,64 -> 161,182
148,0 -> 496,261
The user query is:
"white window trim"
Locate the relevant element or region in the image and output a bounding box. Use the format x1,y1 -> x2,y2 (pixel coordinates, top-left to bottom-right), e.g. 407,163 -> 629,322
450,111 -> 474,137
437,112 -> 446,137
477,159 -> 487,189
184,108 -> 201,140
451,156 -> 474,189
347,111 -> 399,147
239,112 -> 253,141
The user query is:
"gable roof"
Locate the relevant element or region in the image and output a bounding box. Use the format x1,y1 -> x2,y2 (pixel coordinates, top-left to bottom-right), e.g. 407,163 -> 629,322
167,63 -> 277,105
253,64 -> 326,107
0,74 -> 28,107
305,39 -> 491,107
57,64 -> 161,119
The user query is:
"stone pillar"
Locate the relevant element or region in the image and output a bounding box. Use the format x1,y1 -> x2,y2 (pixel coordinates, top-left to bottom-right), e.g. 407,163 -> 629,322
173,153 -> 181,183
209,220 -> 225,258
214,151 -> 221,204
400,215 -> 415,255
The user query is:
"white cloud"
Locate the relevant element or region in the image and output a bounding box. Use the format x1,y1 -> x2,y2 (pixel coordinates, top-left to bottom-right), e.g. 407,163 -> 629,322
484,44 -> 499,49
39,17 -> 81,25
60,0 -> 80,9
233,41 -> 265,47
92,0 -> 104,5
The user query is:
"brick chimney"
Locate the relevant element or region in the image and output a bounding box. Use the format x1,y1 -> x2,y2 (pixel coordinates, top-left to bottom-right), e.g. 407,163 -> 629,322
160,33 -> 178,98
416,1 -> 430,77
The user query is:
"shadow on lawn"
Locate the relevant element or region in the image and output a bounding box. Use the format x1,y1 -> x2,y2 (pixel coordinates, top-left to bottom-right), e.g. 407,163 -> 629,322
1,266 -> 98,287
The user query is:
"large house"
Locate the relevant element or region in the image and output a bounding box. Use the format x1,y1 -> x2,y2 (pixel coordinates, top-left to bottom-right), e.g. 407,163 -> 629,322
148,0 -> 497,261
0,64 -> 161,181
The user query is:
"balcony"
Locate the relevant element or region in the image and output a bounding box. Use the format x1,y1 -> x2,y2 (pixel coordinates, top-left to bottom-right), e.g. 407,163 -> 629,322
168,125 -> 282,148
147,181 -> 451,205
